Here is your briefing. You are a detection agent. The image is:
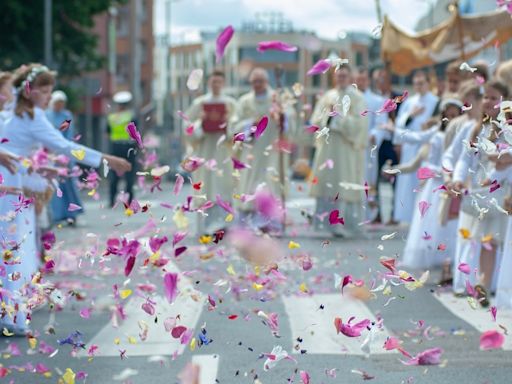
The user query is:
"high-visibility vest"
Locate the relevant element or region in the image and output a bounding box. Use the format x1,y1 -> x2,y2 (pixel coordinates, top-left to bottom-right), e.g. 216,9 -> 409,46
107,110 -> 134,141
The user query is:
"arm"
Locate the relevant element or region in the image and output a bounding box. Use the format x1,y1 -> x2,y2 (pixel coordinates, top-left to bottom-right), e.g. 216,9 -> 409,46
452,146 -> 472,184
394,144 -> 429,173
392,125 -> 438,145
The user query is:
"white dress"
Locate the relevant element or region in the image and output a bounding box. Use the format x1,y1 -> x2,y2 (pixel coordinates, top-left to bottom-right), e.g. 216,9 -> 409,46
363,89 -> 387,187
400,131 -> 459,269
0,107 -> 102,329
393,92 -> 439,223
451,124 -> 507,293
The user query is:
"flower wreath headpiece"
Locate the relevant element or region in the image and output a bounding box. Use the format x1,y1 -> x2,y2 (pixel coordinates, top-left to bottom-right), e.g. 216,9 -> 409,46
17,65 -> 51,94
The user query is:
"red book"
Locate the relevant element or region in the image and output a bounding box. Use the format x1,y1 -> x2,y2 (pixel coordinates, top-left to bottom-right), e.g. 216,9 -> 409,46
202,103 -> 227,133
448,196 -> 461,220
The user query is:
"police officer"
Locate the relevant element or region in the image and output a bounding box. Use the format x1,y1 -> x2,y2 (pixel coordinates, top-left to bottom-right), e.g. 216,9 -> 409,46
107,91 -> 137,207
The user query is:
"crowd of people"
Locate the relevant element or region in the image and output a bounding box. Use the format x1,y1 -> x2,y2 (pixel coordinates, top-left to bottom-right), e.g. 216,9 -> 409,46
1,57 -> 512,334
183,59 -> 512,310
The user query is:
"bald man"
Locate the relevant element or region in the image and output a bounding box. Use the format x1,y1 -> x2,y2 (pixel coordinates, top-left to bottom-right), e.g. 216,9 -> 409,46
233,67 -> 297,233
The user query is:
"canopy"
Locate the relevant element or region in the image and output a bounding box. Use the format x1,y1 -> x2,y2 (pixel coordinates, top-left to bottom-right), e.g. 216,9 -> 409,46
381,9 -> 512,75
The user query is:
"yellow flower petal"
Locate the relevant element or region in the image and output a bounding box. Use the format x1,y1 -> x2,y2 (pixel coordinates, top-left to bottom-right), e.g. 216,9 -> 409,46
173,210 -> 189,230
120,289 -> 132,299
114,337 -> 120,345
459,228 -> 471,239
28,336 -> 37,350
252,283 -> 264,291
71,149 -> 86,161
481,234 -> 493,243
226,264 -> 236,276
149,251 -> 160,263
383,286 -> 392,296
2,328 -> 14,337
62,368 -> 76,384
299,282 -> 308,293
199,235 -> 212,244
124,208 -> 134,217
87,189 -> 96,196
288,241 -> 300,249
225,213 -> 234,222
189,337 -> 196,351
128,336 -> 137,344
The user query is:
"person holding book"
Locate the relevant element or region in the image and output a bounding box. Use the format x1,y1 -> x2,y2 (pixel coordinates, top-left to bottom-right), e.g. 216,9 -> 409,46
184,70 -> 238,234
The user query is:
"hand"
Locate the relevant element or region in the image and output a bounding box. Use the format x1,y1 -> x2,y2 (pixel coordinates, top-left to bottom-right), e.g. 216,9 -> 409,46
0,151 -> 20,174
411,105 -> 425,117
380,121 -> 395,132
103,154 -> 132,176
451,181 -> 465,194
37,166 -> 60,179
480,179 -> 492,187
0,185 -> 23,195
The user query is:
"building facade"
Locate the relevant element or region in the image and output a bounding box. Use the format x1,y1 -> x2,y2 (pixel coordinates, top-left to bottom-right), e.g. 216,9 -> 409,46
76,0 -> 154,152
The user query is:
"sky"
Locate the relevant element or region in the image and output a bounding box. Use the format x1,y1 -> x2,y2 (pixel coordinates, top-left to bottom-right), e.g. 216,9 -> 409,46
154,0 -> 435,44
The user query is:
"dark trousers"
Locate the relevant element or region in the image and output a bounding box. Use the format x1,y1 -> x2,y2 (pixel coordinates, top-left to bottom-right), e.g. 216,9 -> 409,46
376,139 -> 399,219
109,142 -> 137,207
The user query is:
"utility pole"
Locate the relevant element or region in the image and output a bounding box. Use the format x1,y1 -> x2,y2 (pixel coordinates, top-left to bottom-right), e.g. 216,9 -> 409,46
44,0 -> 53,67
131,0 -> 142,120
374,0 -> 383,24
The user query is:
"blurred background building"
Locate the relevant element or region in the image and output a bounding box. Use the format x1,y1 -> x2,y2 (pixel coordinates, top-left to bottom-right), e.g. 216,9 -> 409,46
159,12 -> 374,137
75,0 -> 155,153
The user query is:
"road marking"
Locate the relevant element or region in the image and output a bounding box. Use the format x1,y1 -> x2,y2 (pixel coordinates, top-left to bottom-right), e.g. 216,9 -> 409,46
434,292 -> 512,350
87,240 -> 205,357
282,293 -> 393,355
192,354 -> 220,384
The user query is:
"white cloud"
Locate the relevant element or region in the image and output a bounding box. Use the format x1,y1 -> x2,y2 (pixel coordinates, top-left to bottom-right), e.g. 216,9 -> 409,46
154,0 -> 430,42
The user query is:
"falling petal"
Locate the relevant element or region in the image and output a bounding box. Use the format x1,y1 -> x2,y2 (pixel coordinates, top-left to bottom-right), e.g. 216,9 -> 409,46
328,209 -> 345,225
417,167 -> 436,180
173,174 -> 184,195
126,122 -> 143,149
68,203 -> 82,212
254,116 -> 269,139
307,59 -> 331,76
257,41 -> 298,52
216,25 -> 234,63
418,200 -> 430,218
164,273 -> 179,304
458,263 -> 471,275
186,69 -> 203,91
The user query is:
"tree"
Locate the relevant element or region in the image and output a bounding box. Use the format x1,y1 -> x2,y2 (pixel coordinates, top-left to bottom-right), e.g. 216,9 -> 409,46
0,0 -> 127,77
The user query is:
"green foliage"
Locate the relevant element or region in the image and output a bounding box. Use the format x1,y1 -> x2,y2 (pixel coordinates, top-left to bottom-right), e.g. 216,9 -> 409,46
0,0 -> 128,76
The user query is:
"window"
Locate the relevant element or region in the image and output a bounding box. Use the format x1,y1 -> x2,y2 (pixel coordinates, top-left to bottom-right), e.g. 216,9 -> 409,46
141,40 -> 148,64
311,52 -> 322,87
355,51 -> 364,67
117,7 -> 130,37
239,47 -> 299,63
116,54 -> 130,85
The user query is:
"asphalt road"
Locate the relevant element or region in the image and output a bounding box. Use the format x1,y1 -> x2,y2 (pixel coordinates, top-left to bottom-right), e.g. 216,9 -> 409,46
2,181 -> 511,384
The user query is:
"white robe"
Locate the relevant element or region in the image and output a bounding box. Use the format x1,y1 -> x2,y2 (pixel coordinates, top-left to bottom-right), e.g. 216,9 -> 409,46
393,92 -> 438,223
0,107 -> 101,329
184,93 -> 238,233
309,87 -> 367,235
234,90 -> 296,214
451,124 -> 506,293
400,131 -> 457,269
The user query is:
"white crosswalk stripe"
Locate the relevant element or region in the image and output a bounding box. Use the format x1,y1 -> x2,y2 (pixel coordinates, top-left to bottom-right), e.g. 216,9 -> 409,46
434,292 -> 512,350
192,354 -> 220,384
282,293 -> 394,355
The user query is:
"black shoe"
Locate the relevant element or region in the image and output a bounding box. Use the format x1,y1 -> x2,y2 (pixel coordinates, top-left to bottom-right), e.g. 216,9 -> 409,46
474,284 -> 490,307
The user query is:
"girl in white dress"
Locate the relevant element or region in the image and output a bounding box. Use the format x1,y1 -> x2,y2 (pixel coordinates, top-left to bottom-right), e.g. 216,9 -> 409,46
451,80 -> 510,306
388,100 -> 463,269
0,64 -> 132,334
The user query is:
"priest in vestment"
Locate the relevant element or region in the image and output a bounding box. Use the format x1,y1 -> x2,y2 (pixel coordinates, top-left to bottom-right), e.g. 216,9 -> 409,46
184,70 -> 238,234
233,67 -> 297,232
392,70 -> 438,224
309,64 -> 368,237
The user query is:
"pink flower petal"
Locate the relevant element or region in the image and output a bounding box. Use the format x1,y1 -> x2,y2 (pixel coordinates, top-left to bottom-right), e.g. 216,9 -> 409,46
173,173 -> 184,195
417,167 -> 436,180
328,209 -> 345,225
377,98 -> 397,113
126,122 -> 143,149
232,157 -> 249,170
171,325 -> 187,339
216,25 -> 234,63
254,116 -> 269,139
79,307 -> 92,319
307,59 -> 331,76
173,231 -> 188,247
402,347 -> 443,365
164,272 -> 179,304
257,40 -> 298,52
490,306 -> 497,322
458,262 -> 471,275
68,203 -> 82,212
480,330 -> 504,350
300,370 -> 310,384
418,200 -> 431,218
216,194 -> 235,214
124,256 -> 136,276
